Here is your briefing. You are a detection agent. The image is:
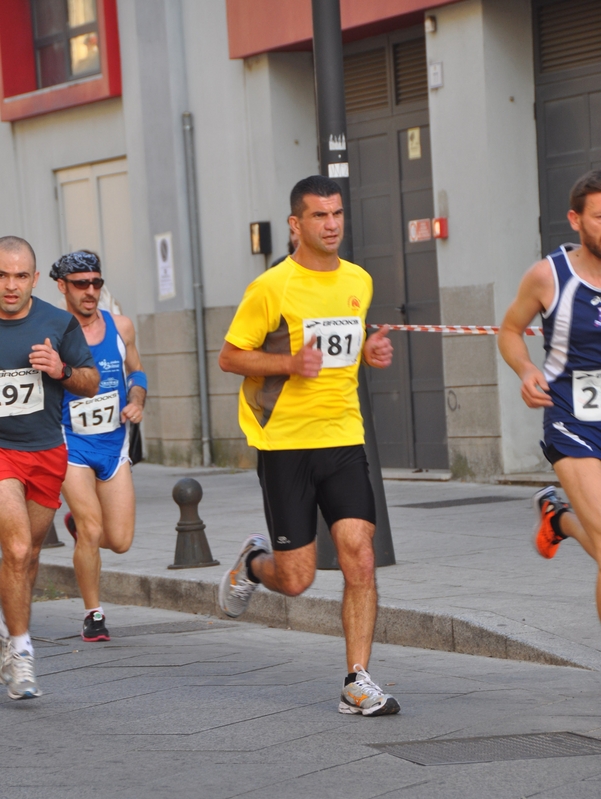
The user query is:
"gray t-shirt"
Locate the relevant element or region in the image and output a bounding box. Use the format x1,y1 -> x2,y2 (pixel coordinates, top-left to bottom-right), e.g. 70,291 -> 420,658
0,296 -> 95,451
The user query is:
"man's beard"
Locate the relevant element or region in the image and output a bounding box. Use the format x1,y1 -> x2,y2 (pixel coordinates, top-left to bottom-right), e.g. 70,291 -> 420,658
580,226 -> 601,261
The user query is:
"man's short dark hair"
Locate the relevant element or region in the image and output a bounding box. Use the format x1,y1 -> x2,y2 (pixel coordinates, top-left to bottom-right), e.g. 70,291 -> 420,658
0,236 -> 36,271
570,171 -> 601,214
290,175 -> 343,217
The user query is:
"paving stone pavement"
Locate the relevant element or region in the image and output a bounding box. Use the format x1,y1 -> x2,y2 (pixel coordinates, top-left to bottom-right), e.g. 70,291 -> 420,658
38,464 -> 601,669
4,599 -> 601,799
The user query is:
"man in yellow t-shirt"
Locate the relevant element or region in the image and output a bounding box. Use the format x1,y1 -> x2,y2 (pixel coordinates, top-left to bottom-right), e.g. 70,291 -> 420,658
218,175 -> 399,717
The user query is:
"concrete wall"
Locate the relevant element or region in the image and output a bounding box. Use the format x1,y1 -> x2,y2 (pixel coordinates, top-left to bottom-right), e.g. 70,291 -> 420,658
118,0 -> 319,466
0,98 -> 126,302
427,0 -> 545,477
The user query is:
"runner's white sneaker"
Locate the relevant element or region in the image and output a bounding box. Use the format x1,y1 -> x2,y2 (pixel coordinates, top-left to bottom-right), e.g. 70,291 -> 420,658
5,650 -> 42,700
0,635 -> 11,685
219,534 -> 270,618
339,664 -> 400,716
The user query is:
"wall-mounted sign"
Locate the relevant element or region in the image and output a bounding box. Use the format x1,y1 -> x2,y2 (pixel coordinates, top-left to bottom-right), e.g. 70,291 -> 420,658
429,62 -> 443,89
155,232 -> 175,300
328,162 -> 349,178
408,218 -> 432,243
408,127 -> 421,160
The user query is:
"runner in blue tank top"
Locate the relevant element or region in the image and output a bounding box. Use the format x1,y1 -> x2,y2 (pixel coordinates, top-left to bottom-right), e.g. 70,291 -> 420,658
500,170 -> 601,628
51,251 -> 147,643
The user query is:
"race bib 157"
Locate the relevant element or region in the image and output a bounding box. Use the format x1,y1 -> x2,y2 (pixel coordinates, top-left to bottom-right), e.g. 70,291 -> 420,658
69,390 -> 121,435
302,317 -> 363,368
0,368 -> 44,417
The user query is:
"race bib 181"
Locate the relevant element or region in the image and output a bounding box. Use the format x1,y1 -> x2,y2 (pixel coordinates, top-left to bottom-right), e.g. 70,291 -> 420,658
69,390 -> 121,435
573,370 -> 601,421
302,317 -> 363,368
0,368 -> 44,417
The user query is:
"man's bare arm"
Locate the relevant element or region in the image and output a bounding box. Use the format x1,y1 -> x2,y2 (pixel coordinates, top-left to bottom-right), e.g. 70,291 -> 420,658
62,366 -> 100,398
114,314 -> 146,421
498,260 -> 554,408
219,339 -> 323,378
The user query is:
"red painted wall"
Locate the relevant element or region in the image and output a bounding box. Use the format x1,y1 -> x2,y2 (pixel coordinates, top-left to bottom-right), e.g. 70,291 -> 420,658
0,0 -> 121,122
226,0 -> 458,58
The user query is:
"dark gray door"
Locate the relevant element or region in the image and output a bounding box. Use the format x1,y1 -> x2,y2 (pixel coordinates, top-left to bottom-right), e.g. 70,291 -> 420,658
534,0 -> 601,253
345,32 -> 448,469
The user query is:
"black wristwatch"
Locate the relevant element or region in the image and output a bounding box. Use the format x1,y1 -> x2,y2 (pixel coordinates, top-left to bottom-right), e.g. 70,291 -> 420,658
59,363 -> 73,381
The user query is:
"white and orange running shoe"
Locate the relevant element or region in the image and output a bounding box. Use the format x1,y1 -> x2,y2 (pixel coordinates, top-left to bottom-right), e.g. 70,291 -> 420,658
339,664 -> 400,716
218,534 -> 270,618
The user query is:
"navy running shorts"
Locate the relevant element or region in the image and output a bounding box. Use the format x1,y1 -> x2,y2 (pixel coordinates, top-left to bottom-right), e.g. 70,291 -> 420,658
542,416 -> 601,464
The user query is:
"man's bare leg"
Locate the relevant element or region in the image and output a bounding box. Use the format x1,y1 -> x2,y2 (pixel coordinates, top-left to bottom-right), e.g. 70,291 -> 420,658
251,519 -> 377,671
552,458 -> 601,620
95,462 -> 136,554
331,518 -> 376,672
249,542 -> 316,596
61,466 -> 104,610
62,462 -> 135,611
0,479 -> 54,636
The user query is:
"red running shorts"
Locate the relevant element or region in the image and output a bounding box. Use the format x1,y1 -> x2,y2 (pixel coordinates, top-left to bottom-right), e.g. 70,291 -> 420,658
0,444 -> 68,509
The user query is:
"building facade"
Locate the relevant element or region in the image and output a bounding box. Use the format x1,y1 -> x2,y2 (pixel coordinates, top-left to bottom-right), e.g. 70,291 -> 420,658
0,0 -> 599,477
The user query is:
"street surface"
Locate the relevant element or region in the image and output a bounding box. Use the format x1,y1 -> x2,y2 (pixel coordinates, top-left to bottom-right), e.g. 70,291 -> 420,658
3,600 -> 601,799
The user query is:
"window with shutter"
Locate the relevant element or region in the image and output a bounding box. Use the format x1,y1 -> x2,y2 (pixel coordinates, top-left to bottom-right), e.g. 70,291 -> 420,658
537,0 -> 601,74
343,48 -> 388,114
393,37 -> 427,105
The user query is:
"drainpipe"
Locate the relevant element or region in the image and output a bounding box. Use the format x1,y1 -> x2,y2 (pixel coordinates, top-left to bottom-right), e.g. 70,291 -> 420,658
182,111 -> 212,466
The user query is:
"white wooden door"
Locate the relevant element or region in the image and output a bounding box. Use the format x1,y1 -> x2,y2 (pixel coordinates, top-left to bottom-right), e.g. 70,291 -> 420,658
55,158 -> 137,322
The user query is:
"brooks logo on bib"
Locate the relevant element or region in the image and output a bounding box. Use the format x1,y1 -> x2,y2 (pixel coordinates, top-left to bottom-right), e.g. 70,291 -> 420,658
303,317 -> 362,368
0,368 -> 44,417
573,370 -> 601,421
69,390 -> 120,435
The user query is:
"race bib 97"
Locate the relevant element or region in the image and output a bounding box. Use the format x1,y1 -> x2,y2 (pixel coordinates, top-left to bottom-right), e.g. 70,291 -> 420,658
0,368 -> 44,417
69,390 -> 121,435
573,370 -> 601,421
302,317 -> 363,368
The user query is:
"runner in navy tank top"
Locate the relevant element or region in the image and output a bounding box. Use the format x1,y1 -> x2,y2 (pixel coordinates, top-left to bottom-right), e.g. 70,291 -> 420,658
500,170 -> 601,629
51,251 -> 147,643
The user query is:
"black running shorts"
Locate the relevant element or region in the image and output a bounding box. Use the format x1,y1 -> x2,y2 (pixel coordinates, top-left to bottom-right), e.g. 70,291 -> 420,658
257,445 -> 376,551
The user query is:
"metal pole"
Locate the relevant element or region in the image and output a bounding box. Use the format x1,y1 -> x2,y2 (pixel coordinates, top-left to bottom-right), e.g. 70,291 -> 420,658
312,0 -> 395,568
182,112 -> 212,467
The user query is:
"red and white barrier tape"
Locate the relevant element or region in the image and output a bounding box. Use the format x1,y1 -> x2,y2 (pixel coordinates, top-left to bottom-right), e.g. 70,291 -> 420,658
366,324 -> 543,336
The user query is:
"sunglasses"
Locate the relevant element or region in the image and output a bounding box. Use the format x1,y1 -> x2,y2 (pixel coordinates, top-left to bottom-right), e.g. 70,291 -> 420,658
63,277 -> 104,290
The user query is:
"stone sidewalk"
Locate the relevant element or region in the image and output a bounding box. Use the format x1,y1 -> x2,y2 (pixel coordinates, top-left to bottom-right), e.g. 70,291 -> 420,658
37,464 -> 601,671
5,599 -> 601,799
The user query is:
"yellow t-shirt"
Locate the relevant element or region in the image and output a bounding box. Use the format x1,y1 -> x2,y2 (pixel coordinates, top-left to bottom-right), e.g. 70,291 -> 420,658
225,256 -> 373,450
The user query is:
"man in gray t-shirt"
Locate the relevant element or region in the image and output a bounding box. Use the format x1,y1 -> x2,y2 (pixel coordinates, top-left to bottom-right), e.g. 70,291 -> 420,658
0,236 -> 98,701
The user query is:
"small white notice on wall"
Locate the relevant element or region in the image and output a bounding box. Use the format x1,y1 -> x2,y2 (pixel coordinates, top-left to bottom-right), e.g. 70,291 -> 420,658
155,232 -> 176,300
429,62 -> 443,89
328,162 -> 349,178
408,127 -> 421,160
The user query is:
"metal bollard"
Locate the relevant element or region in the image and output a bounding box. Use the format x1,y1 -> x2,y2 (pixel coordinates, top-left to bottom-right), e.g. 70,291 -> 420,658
168,478 -> 219,569
42,521 -> 65,549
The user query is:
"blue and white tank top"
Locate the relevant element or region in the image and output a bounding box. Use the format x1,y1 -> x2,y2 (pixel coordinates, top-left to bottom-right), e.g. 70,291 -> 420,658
542,244 -> 601,426
62,311 -> 128,453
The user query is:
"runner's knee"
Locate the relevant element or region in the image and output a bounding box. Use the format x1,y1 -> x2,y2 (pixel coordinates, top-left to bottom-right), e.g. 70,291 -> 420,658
276,574 -> 313,596
1,540 -> 32,570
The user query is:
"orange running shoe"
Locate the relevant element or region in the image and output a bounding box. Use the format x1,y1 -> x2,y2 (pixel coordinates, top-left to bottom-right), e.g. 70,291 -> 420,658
532,486 -> 568,559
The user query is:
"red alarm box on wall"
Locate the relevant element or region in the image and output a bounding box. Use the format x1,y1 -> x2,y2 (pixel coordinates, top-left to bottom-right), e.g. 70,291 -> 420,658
432,217 -> 448,239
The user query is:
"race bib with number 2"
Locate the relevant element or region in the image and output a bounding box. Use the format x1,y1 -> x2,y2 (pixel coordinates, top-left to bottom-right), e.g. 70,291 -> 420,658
573,370 -> 601,421
0,368 -> 44,417
69,390 -> 121,435
302,317 -> 363,368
